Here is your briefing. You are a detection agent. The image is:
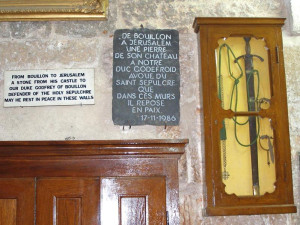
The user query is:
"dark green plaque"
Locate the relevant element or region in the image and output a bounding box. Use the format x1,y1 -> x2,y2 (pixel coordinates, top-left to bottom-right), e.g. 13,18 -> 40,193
113,28 -> 180,126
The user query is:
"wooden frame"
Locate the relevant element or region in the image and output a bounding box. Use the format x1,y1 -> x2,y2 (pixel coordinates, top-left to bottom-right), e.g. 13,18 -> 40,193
0,0 -> 108,21
193,17 -> 297,216
0,139 -> 188,224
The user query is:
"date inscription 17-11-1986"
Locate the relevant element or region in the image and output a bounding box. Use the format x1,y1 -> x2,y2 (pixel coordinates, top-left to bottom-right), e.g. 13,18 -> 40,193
112,28 -> 180,126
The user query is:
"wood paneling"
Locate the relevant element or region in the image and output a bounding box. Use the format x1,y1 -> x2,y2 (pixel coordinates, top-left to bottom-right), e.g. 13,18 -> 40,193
57,198 -> 81,225
37,178 -> 99,225
0,199 -> 16,225
0,179 -> 34,225
0,140 -> 187,224
101,177 -> 166,225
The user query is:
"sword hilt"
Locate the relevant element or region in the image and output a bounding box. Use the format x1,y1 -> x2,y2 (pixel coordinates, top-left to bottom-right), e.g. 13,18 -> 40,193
244,37 -> 251,55
234,37 -> 264,63
234,54 -> 264,63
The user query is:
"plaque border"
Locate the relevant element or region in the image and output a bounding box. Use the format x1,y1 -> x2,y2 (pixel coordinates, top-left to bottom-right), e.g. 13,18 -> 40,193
112,28 -> 180,126
0,0 -> 108,21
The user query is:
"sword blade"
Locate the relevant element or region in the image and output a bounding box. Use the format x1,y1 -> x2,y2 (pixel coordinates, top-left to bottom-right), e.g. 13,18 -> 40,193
243,37 -> 260,195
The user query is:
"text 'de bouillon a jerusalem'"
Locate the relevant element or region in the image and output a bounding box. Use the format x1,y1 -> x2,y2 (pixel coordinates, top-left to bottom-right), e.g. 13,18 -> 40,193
113,29 -> 180,126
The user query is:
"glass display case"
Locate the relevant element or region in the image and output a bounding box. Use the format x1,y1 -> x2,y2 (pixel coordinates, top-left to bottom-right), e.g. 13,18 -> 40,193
193,17 -> 297,216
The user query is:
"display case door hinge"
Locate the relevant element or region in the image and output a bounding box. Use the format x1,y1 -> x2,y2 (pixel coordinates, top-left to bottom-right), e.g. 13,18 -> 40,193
284,162 -> 287,182
212,180 -> 215,206
275,46 -> 280,63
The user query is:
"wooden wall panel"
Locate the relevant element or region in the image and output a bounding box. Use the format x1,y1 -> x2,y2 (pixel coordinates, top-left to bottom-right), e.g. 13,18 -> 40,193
56,198 -> 82,225
0,179 -> 34,225
37,178 -> 99,225
0,199 -> 17,225
0,140 -> 187,224
101,177 -> 166,225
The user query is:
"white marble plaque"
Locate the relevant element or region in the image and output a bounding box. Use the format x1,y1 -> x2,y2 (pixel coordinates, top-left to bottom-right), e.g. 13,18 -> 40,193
4,69 -> 94,107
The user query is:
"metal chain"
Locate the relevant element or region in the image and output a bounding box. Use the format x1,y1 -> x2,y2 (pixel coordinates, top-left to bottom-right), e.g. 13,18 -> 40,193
219,72 -> 230,180
222,140 -> 230,180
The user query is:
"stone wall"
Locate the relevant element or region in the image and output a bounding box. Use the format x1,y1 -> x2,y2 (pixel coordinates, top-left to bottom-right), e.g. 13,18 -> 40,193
0,0 -> 299,224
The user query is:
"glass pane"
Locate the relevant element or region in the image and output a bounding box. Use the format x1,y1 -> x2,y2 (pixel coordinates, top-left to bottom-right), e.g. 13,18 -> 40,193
216,37 -> 271,112
220,116 -> 276,196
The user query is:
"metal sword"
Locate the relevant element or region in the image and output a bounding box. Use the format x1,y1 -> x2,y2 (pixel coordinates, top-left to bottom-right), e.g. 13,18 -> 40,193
235,37 -> 264,196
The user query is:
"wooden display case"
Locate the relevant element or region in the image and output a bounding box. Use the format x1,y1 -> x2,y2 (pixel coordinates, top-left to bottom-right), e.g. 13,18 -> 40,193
193,17 -> 297,216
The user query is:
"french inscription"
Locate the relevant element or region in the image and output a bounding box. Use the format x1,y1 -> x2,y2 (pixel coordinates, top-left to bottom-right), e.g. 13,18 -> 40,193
113,29 -> 180,126
4,69 -> 94,107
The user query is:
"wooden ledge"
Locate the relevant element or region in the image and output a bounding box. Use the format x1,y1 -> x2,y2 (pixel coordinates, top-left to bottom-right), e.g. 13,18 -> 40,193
193,17 -> 286,33
206,204 -> 297,216
0,139 -> 188,158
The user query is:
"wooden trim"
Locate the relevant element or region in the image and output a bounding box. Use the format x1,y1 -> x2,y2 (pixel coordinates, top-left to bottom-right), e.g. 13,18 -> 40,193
0,139 -> 189,146
193,17 -> 286,33
0,139 -> 188,157
206,205 -> 297,216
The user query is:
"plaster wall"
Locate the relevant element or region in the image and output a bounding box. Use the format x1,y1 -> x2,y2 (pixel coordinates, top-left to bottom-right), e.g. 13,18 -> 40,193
0,0 -> 299,224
